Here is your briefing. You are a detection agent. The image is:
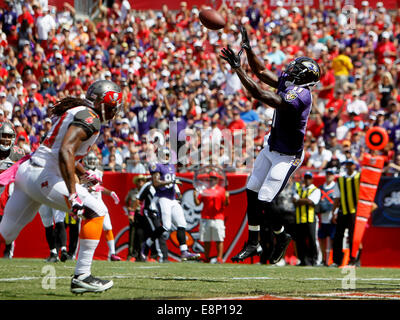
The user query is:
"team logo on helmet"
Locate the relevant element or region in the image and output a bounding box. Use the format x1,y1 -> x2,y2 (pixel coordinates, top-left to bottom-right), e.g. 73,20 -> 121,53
103,91 -> 122,106
302,61 -> 319,76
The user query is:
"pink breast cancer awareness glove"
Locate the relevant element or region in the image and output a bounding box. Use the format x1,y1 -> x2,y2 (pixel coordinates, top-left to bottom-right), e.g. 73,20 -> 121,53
93,185 -> 105,193
81,170 -> 101,187
110,191 -> 120,204
68,193 -> 84,219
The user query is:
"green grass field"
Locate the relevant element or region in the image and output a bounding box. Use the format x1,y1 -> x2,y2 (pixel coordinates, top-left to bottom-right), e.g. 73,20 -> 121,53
1,258 -> 400,300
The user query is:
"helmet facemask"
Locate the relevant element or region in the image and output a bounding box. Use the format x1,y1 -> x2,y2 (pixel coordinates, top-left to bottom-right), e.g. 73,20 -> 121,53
0,123 -> 16,152
84,152 -> 99,170
284,58 -> 320,88
85,80 -> 123,123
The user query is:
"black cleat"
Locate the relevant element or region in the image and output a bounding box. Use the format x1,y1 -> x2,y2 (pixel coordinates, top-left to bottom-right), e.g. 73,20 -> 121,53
60,250 -> 71,262
71,274 -> 113,294
231,243 -> 262,262
270,232 -> 292,264
45,252 -> 59,263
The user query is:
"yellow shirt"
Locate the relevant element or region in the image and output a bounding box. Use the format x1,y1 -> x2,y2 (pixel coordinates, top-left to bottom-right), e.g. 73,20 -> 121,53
332,54 -> 354,76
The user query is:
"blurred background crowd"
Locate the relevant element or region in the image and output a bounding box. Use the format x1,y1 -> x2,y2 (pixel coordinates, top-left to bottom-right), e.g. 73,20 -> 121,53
1,0 -> 400,176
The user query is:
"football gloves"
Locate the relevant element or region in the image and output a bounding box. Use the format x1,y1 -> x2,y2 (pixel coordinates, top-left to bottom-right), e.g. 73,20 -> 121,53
220,45 -> 242,69
240,26 -> 251,51
110,191 -> 120,204
81,170 -> 101,187
69,193 -> 84,219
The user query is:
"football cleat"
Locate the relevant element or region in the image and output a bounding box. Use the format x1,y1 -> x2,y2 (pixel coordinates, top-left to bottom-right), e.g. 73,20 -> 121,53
139,242 -> 150,261
231,242 -> 262,262
270,232 -> 292,265
110,254 -> 122,261
181,250 -> 200,261
45,252 -> 59,263
60,250 -> 71,262
71,274 -> 113,294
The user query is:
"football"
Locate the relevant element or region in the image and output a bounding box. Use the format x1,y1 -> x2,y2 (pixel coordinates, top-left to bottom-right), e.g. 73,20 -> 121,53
199,9 -> 226,30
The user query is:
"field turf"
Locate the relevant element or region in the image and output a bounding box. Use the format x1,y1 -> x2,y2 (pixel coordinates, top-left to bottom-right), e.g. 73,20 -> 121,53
0,258 -> 400,300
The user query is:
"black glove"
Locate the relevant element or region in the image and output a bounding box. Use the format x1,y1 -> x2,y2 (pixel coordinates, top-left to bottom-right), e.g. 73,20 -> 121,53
220,46 -> 242,69
240,26 -> 250,50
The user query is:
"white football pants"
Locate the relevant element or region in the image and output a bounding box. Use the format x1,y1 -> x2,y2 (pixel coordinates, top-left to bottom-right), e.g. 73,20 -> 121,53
0,160 -> 108,243
247,144 -> 304,202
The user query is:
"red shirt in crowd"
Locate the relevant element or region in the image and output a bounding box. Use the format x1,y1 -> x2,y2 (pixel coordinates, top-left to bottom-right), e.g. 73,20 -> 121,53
326,96 -> 346,113
375,40 -> 396,65
197,185 -> 227,220
318,69 -> 335,100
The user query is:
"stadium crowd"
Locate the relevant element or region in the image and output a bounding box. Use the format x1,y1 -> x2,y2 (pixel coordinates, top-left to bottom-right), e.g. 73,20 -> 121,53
0,0 -> 399,177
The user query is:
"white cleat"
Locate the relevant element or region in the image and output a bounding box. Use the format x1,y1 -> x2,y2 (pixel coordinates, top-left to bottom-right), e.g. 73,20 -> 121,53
71,273 -> 113,294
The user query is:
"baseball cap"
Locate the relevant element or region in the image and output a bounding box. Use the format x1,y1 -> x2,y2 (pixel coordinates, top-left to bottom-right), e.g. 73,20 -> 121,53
304,171 -> 313,178
344,159 -> 355,165
0,92 -> 6,97
382,31 -> 390,39
325,168 -> 335,175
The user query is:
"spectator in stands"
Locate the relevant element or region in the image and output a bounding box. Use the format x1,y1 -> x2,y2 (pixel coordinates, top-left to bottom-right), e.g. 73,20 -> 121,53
384,154 -> 400,177
239,100 -> 259,126
332,46 -> 353,92
307,140 -> 332,170
126,152 -> 147,174
316,63 -> 335,114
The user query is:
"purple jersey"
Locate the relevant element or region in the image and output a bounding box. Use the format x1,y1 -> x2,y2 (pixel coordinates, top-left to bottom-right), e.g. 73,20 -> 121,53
267,75 -> 313,156
149,162 -> 176,200
132,103 -> 158,137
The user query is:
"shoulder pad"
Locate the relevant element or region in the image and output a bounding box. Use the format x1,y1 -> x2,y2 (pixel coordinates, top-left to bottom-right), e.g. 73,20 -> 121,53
71,108 -> 101,137
148,162 -> 159,173
9,146 -> 25,162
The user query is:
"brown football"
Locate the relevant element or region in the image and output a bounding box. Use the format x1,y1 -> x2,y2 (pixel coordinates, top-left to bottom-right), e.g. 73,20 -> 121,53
199,9 -> 226,30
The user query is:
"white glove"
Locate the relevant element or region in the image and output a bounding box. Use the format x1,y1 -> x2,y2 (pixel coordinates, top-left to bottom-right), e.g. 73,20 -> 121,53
81,170 -> 101,187
110,191 -> 120,204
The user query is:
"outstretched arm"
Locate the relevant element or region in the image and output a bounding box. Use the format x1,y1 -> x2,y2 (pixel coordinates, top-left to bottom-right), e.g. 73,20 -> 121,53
220,46 -> 283,109
240,26 -> 279,89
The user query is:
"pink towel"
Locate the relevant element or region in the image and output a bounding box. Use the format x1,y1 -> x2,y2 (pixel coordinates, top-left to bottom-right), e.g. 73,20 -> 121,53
0,154 -> 31,186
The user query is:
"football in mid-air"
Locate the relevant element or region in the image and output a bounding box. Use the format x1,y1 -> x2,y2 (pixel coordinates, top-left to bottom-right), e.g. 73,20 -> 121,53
199,9 -> 226,30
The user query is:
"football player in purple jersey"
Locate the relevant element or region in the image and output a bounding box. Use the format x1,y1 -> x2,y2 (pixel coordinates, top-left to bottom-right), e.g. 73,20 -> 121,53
220,27 -> 321,263
148,147 -> 200,261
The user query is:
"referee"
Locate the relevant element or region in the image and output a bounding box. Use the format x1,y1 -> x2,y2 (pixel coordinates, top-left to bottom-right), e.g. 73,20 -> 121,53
331,159 -> 361,266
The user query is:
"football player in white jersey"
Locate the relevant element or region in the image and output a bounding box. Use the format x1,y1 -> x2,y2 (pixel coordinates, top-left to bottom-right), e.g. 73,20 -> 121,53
82,151 -> 121,261
0,122 -> 25,259
0,80 -> 123,294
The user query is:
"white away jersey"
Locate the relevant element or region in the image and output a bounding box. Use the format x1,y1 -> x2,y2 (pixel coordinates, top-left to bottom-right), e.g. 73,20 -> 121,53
86,168 -> 104,200
31,106 -> 101,167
